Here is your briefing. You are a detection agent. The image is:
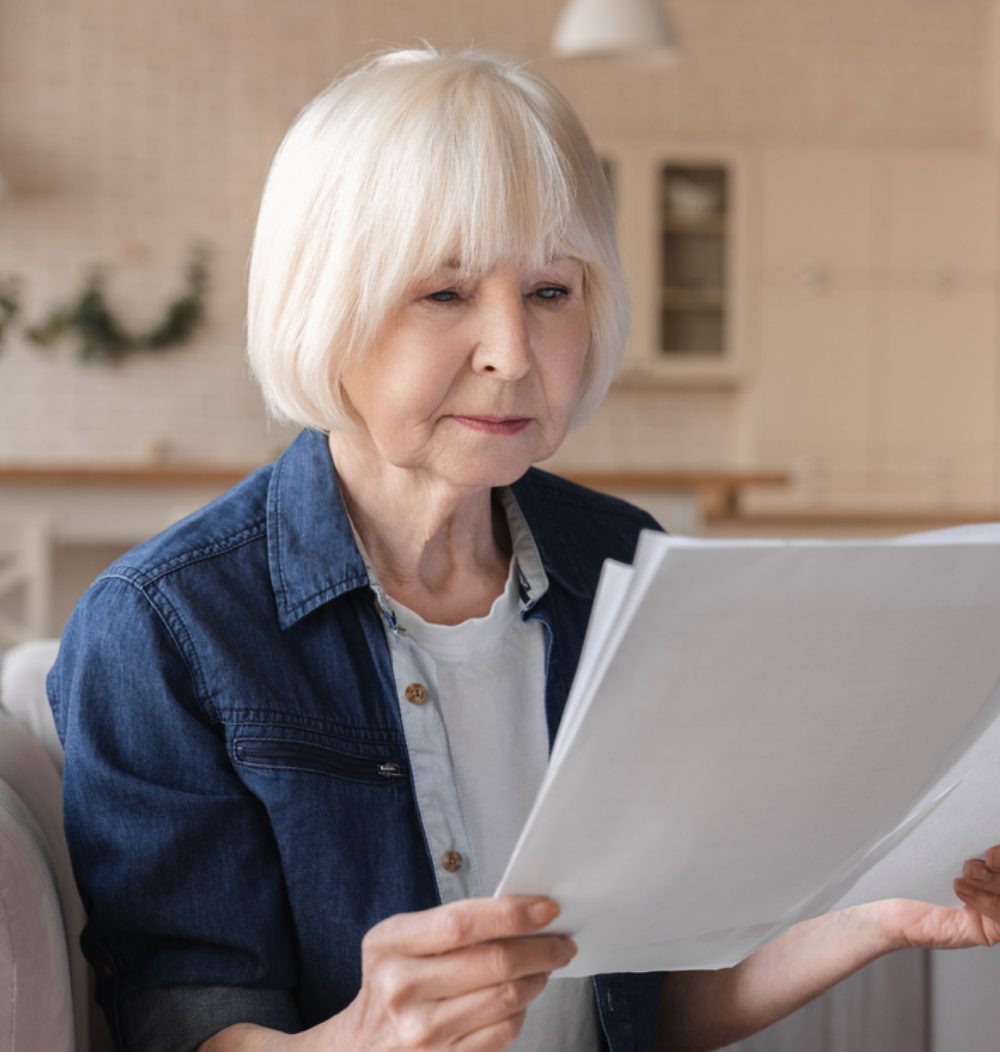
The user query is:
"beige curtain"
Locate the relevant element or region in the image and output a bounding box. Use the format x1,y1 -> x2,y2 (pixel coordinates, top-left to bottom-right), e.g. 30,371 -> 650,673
723,949 -> 929,1052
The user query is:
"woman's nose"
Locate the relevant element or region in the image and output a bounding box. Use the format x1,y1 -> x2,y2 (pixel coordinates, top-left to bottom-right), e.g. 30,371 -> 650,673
470,297 -> 533,380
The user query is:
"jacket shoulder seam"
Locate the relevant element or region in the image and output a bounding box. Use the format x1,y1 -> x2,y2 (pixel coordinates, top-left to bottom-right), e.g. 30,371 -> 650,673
99,572 -> 217,720
108,519 -> 267,589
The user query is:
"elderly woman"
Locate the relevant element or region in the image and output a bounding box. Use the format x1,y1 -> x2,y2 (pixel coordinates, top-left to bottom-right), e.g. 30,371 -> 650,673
49,46 -> 1000,1052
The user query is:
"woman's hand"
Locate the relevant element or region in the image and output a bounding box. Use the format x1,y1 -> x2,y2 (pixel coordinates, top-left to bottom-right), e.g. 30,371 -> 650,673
316,895 -> 575,1052
656,846 -> 1000,1051
874,844 -> 1000,952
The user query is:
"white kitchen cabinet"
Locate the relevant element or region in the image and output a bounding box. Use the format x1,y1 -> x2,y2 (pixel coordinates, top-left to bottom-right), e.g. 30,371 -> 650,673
884,150 -> 999,280
749,148 -> 879,508
879,285 -> 997,508
757,148 -> 879,281
605,142 -> 749,386
876,151 -> 1000,509
751,283 -> 875,507
746,146 -> 1000,511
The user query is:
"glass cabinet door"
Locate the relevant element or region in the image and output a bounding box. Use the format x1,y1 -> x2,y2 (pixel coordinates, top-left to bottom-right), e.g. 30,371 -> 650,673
659,164 -> 729,356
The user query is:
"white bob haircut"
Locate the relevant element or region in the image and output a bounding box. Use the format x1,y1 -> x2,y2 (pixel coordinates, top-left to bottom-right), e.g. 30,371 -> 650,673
247,45 -> 627,432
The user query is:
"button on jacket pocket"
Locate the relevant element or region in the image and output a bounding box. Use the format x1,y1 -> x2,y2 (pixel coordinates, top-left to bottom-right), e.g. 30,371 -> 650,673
233,738 -> 408,784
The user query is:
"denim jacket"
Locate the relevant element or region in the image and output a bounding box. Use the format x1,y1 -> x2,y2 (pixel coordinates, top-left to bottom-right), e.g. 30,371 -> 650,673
48,428 -> 666,1052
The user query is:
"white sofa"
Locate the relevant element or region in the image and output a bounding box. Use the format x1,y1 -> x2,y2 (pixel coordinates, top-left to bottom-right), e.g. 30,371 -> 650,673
0,639 -> 111,1051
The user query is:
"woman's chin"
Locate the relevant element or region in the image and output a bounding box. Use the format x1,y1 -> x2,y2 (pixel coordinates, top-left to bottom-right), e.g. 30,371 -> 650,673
442,427 -> 562,490
458,464 -> 533,490
441,452 -> 539,490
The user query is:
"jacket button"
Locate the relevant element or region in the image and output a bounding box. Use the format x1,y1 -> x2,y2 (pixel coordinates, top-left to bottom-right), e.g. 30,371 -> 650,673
441,850 -> 463,872
404,682 -> 428,705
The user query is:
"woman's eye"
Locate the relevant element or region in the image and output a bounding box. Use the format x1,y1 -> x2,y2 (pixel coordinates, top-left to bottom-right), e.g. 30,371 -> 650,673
426,289 -> 460,303
535,285 -> 571,302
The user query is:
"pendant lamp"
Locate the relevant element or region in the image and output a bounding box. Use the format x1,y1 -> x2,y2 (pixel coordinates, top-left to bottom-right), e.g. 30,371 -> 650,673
551,0 -> 678,59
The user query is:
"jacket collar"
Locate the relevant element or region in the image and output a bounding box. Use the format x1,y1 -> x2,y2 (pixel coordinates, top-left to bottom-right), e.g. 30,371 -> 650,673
267,429 -> 369,629
509,469 -> 592,600
267,429 -> 578,630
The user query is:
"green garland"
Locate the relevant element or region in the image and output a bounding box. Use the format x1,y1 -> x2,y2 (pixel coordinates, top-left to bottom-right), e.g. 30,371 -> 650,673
0,276 -> 20,348
0,246 -> 209,363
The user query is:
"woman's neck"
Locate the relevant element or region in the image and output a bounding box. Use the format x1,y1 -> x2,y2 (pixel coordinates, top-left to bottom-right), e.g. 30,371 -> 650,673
327,432 -> 512,624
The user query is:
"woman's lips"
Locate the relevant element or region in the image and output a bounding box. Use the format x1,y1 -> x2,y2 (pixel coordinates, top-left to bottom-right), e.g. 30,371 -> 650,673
451,415 -> 533,435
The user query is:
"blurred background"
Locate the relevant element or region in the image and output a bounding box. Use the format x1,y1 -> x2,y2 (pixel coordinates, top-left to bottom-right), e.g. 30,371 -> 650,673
2,1 -> 1000,1048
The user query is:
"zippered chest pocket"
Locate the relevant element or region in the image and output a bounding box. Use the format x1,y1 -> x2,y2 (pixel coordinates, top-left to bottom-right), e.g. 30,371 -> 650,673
233,737 -> 408,785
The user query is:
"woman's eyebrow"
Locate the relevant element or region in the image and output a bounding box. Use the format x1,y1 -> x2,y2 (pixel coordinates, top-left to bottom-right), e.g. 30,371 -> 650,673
544,254 -> 582,267
417,261 -> 463,282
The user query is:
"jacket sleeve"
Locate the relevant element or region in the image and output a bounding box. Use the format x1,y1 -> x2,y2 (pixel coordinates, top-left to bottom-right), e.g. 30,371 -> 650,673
48,573 -> 302,1051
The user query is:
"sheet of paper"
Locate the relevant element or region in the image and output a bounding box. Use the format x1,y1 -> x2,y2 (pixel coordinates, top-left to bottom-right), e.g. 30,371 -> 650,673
828,523 -> 1000,910
497,537 -> 1000,976
546,530 -> 672,781
894,523 -> 1000,546
833,717 -> 1000,910
546,531 -> 669,784
548,558 -> 632,771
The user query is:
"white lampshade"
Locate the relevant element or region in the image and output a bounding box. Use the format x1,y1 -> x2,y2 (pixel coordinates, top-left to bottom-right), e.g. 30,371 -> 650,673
551,0 -> 678,59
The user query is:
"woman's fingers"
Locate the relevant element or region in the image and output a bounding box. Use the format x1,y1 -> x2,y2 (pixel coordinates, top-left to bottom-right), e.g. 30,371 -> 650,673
952,882 -> 1000,946
956,877 -> 1000,917
453,1010 -> 530,1052
363,931 -> 575,1013
961,860 -> 1000,889
427,971 -> 549,1044
409,932 -> 576,1001
956,847 -> 1000,926
365,896 -> 560,960
350,897 -> 577,1049
959,847 -> 1000,895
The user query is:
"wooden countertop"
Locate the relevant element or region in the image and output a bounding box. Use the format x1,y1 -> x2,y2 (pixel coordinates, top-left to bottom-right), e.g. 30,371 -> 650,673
0,463 -> 257,486
724,508 -> 1000,527
0,463 -> 791,518
0,463 -> 788,486
8,464 -> 995,529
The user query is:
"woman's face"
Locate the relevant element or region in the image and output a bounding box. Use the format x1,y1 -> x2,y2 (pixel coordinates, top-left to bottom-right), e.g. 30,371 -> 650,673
338,259 -> 592,488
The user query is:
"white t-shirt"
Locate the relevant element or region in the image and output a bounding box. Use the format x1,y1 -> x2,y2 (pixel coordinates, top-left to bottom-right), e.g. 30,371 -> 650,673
391,560 -> 601,1052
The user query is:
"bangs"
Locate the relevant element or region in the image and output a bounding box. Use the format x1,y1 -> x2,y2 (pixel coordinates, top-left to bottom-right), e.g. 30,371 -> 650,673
402,82 -> 574,275
349,63 -> 590,344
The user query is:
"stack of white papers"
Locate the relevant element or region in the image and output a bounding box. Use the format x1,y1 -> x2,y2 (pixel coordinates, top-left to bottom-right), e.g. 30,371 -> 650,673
496,526 -> 1000,976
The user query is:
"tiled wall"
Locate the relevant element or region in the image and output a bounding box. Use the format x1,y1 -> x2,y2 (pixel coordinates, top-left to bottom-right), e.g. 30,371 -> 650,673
0,0 -> 994,471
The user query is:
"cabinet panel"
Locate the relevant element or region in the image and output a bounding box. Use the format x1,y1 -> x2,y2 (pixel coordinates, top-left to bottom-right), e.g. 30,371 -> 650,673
755,285 -> 873,456
879,287 -> 997,506
758,150 -> 878,278
752,285 -> 875,505
869,456 -> 996,510
881,287 -> 996,450
749,147 -> 1000,511
884,152 -> 999,278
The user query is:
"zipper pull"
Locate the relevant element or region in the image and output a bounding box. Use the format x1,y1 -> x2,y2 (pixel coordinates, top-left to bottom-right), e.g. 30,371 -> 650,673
378,762 -> 407,779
